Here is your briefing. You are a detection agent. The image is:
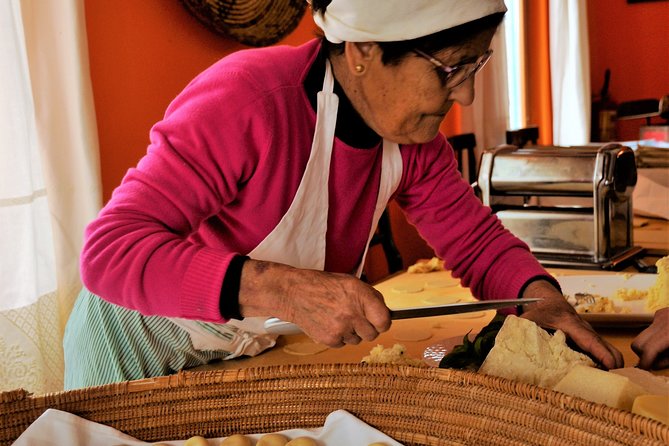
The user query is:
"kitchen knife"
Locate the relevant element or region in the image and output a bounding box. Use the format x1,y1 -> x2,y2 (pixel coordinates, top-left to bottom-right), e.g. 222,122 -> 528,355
263,298 -> 541,335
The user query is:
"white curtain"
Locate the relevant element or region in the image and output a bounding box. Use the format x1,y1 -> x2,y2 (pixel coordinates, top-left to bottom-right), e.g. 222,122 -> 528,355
460,26 -> 510,156
549,0 -> 591,146
0,0 -> 101,394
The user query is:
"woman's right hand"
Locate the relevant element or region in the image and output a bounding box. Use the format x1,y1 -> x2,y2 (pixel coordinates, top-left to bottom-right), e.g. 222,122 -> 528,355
631,307 -> 669,370
238,260 -> 392,347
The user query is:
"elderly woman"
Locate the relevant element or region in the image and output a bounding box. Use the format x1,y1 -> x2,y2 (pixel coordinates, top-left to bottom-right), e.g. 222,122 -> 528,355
63,0 -> 624,388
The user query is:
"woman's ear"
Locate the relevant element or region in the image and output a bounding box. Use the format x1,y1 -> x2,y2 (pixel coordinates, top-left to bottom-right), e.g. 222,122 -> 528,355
343,42 -> 381,75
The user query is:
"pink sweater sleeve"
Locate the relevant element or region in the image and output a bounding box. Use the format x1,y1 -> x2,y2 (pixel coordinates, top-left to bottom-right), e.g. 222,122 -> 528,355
80,68 -> 270,322
396,135 -> 553,300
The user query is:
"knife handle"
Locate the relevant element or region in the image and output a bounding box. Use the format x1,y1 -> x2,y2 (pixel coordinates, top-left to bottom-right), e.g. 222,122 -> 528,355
264,317 -> 303,335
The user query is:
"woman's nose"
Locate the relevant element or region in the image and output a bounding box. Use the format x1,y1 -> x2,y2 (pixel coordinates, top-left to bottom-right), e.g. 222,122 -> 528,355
449,76 -> 476,106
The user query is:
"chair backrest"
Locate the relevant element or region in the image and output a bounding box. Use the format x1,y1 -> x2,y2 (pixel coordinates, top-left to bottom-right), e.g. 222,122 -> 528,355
447,132 -> 477,183
506,126 -> 539,148
366,208 -> 404,279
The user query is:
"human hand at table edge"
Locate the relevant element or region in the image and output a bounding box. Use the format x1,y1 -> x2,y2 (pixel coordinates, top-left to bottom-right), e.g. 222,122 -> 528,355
519,279 -> 624,370
238,259 -> 391,347
631,307 -> 669,370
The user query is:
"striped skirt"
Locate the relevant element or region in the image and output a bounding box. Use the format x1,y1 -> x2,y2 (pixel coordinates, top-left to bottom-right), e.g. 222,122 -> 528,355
63,288 -> 232,390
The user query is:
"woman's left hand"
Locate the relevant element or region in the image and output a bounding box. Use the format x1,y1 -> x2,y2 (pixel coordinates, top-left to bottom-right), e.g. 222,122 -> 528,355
518,279 -> 624,370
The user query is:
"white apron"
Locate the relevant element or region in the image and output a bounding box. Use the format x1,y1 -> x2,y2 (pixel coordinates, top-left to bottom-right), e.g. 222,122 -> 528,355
170,61 -> 403,356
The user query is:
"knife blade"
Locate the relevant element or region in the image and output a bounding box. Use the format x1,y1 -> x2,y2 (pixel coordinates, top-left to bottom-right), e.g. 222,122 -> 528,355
263,298 -> 541,335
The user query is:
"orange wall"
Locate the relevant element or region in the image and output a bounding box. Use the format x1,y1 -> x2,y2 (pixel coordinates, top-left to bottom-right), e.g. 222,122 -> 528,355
587,0 -> 669,141
84,0 -> 319,202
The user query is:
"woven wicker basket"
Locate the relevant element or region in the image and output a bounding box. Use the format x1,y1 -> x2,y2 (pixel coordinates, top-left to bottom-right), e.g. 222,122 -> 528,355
1,364 -> 667,446
180,0 -> 308,47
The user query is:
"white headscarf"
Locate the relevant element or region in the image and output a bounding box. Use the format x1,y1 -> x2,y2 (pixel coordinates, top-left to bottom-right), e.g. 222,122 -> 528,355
311,0 -> 507,43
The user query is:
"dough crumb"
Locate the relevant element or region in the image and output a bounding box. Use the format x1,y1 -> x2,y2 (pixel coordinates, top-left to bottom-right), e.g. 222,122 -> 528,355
362,343 -> 426,367
407,257 -> 444,273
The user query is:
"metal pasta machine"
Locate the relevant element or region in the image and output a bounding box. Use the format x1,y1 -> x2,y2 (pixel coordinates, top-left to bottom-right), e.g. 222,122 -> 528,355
477,143 -> 643,269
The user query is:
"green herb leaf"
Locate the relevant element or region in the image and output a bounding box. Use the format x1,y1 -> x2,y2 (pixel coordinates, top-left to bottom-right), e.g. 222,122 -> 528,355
438,315 -> 506,370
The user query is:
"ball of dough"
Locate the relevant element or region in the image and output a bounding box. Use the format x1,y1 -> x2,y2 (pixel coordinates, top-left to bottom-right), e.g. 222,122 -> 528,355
257,433 -> 290,446
368,443 -> 389,446
220,434 -> 252,446
285,437 -> 318,446
184,436 -> 209,446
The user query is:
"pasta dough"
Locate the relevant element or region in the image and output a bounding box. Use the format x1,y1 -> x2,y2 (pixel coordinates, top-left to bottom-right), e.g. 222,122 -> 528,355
647,256 -> 668,311
632,395 -> 669,424
553,365 -> 645,410
407,257 -> 444,273
449,311 -> 486,319
390,284 -> 424,294
283,342 -> 328,356
257,433 -> 290,446
220,434 -> 253,445
285,437 -> 318,446
421,295 -> 461,305
423,279 -> 458,289
479,315 -> 595,388
184,436 -> 209,446
361,343 -> 425,367
392,327 -> 432,342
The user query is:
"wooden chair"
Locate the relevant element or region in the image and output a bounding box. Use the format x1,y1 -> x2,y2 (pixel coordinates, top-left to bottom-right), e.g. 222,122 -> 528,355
447,132 -> 477,184
367,132 -> 481,279
506,126 -> 539,148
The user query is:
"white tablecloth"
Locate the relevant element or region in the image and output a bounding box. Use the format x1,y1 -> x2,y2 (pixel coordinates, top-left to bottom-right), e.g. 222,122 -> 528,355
13,408 -> 404,446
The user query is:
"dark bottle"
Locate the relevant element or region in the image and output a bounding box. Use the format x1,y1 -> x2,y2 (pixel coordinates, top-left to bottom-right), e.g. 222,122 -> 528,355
591,69 -> 617,142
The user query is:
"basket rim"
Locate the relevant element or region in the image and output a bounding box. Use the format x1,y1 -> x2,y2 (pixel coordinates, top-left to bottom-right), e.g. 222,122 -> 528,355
2,363 -> 667,446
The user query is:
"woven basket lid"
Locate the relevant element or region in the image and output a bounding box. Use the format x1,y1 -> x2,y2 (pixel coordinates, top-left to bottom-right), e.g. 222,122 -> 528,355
180,0 -> 308,47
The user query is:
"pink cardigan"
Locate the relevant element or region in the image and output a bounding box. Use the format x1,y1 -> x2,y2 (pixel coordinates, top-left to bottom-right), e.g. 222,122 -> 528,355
81,39 -> 551,323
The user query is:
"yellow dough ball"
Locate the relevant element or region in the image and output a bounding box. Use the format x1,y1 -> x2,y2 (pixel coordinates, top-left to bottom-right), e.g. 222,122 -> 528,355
184,436 -> 209,446
220,434 -> 253,446
285,437 -> 318,446
257,433 -> 290,446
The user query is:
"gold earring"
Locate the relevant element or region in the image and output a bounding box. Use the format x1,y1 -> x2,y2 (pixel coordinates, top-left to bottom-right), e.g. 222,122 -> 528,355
355,64 -> 365,73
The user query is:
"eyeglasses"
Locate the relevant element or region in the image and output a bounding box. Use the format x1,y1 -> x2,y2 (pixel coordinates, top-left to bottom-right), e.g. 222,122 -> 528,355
413,48 -> 493,89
